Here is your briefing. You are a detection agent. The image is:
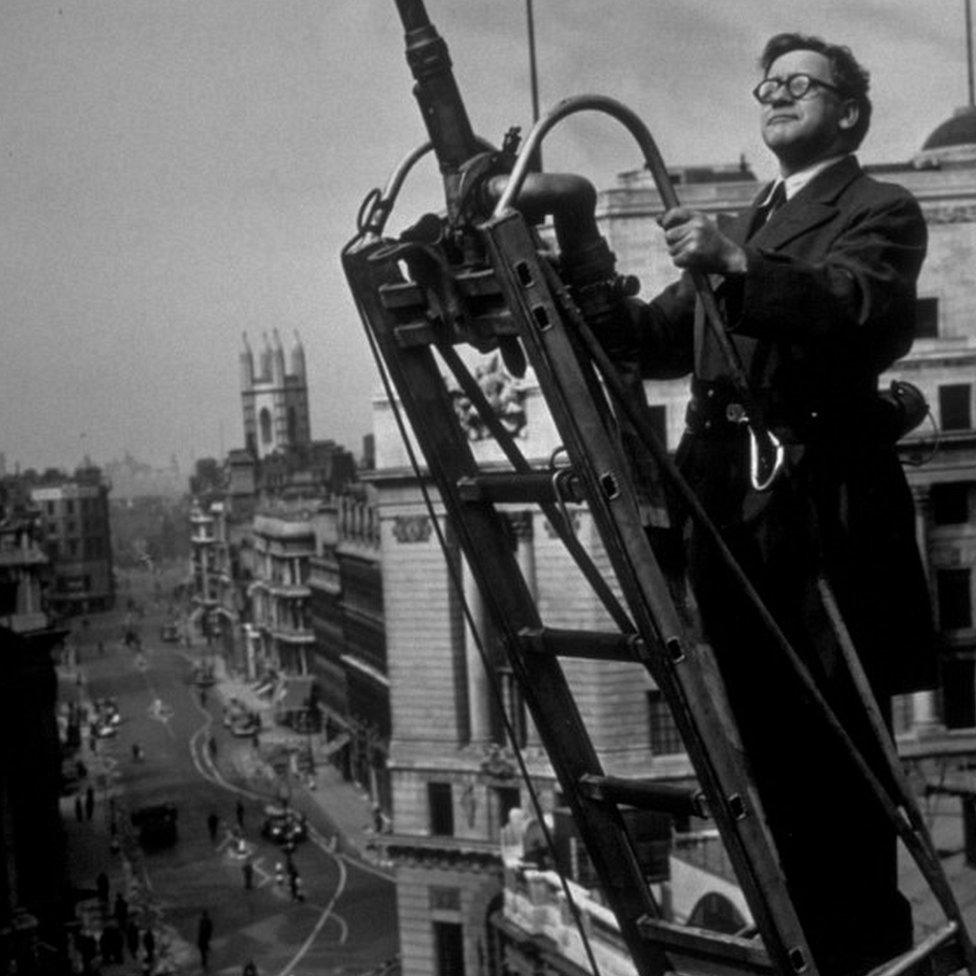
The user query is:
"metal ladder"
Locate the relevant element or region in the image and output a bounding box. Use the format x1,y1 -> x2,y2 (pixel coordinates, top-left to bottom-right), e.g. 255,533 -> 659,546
343,203 -> 976,976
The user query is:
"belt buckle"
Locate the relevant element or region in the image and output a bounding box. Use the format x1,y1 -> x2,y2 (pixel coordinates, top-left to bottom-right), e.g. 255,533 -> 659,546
725,402 -> 746,424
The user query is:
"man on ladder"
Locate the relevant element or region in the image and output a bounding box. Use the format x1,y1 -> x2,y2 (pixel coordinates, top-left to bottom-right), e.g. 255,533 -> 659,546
603,32 -> 935,975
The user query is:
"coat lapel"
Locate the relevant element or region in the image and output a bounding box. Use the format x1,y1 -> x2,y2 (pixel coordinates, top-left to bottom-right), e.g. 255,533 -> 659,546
745,154 -> 863,252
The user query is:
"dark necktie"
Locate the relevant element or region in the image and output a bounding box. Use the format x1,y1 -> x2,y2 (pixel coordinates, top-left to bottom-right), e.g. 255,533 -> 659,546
748,181 -> 786,238
756,180 -> 786,223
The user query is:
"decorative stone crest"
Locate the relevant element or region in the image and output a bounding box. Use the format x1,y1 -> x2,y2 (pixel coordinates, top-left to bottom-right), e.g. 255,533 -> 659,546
451,353 -> 527,441
392,515 -> 432,544
480,743 -> 517,780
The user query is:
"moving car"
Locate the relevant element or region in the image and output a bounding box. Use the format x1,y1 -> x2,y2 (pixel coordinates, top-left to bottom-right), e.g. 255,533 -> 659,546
160,623 -> 180,643
260,807 -> 307,845
230,713 -> 261,738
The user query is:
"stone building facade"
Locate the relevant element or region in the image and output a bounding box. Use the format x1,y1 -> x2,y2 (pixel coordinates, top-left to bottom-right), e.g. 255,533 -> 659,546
30,466 -> 113,617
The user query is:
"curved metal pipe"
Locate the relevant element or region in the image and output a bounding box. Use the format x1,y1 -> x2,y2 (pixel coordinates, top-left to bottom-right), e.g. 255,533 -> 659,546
361,141 -> 433,238
492,94 -> 781,489
483,171 -> 600,254
363,134 -> 497,239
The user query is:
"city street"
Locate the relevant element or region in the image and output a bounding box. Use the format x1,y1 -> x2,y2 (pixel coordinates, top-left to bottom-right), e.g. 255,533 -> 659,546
61,574 -> 398,976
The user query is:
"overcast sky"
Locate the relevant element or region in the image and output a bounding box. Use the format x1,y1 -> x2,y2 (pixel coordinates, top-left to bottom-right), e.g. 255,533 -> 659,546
0,0 -> 967,474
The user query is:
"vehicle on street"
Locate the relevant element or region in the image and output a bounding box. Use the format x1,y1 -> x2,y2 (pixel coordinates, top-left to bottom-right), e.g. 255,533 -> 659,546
223,698 -> 248,728
94,698 -> 121,724
160,622 -> 180,642
131,802 -> 178,848
193,663 -> 215,687
260,806 -> 307,845
230,713 -> 261,738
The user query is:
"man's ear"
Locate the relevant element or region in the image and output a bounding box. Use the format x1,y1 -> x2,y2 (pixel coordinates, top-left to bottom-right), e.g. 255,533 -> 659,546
838,100 -> 860,132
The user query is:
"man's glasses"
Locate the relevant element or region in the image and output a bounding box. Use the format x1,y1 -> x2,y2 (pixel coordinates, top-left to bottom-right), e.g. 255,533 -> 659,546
752,73 -> 844,105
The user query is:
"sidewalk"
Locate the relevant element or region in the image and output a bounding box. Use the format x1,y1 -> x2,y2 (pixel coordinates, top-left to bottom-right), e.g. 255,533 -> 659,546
200,651 -> 393,873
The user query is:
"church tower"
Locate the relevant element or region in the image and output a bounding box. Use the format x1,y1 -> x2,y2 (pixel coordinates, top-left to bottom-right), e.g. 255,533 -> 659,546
240,330 -> 312,459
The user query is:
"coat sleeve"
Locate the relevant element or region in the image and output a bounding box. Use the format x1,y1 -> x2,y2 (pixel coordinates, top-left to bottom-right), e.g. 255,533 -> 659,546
625,272 -> 697,380
724,189 -> 927,371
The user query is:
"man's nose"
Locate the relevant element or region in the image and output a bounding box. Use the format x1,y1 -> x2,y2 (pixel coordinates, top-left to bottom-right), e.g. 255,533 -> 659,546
768,88 -> 796,107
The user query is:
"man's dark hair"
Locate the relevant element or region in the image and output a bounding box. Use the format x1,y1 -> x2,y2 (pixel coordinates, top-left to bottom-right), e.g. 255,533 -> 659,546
760,32 -> 872,150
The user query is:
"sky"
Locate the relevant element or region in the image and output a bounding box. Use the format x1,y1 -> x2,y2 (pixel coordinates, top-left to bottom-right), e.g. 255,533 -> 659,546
0,0 -> 968,474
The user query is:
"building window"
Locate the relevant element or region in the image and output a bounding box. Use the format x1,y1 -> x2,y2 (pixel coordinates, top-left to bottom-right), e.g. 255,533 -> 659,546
428,782 -> 454,836
495,786 -> 521,832
648,404 -> 668,449
937,568 -> 972,631
429,886 -> 461,912
939,384 -> 972,432
259,407 -> 273,445
942,657 -> 976,730
915,297 -> 939,339
647,690 -> 684,756
931,483 -> 970,526
433,922 -> 464,976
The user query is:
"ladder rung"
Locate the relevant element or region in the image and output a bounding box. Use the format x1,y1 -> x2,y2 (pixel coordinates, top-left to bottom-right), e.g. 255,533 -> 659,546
518,626 -> 642,662
579,774 -> 709,818
457,471 -> 585,505
636,917 -> 773,974
866,923 -> 962,976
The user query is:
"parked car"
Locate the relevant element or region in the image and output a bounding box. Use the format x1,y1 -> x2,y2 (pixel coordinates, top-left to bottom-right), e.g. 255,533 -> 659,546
193,663 -> 215,687
94,699 -> 121,727
160,623 -> 180,643
131,802 -> 178,848
260,807 -> 307,845
223,698 -> 248,728
230,713 -> 261,738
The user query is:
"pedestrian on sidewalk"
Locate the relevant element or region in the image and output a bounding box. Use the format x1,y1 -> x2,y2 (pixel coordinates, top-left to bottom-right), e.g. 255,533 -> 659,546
84,785 -> 94,822
95,871 -> 109,906
235,798 -> 245,831
196,909 -> 213,970
289,872 -> 304,903
242,860 -> 254,891
125,919 -> 140,959
113,892 -> 128,929
207,811 -> 220,843
131,742 -> 143,762
74,794 -> 84,822
142,926 -> 155,963
208,734 -> 217,760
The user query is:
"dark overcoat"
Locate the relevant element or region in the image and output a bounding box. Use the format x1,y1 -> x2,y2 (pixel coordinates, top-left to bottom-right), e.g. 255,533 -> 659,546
632,153 -> 935,697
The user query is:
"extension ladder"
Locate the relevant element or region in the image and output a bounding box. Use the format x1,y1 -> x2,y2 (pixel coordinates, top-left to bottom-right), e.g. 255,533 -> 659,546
343,203 -> 976,976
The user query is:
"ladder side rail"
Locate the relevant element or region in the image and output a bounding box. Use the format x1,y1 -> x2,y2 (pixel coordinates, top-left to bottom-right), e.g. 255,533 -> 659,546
481,211 -> 817,976
343,239 -> 673,976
